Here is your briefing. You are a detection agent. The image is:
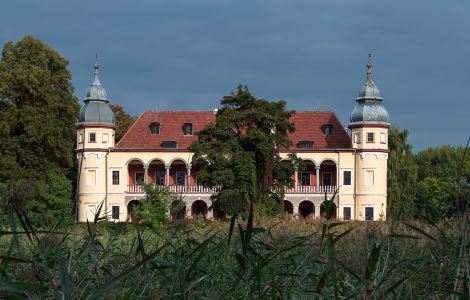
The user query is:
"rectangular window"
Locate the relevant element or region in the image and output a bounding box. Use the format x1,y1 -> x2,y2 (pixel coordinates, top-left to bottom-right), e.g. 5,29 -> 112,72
175,172 -> 186,186
354,133 -> 361,144
112,170 -> 120,185
298,141 -> 314,149
89,132 -> 96,143
365,170 -> 375,186
343,170 -> 352,186
367,132 -> 374,143
102,133 -> 109,143
135,172 -> 145,185
300,172 -> 311,186
183,123 -> 193,136
380,132 -> 386,144
155,171 -> 165,185
111,206 -> 120,220
343,207 -> 351,220
322,172 -> 332,186
161,141 -> 177,149
78,132 -> 84,143
365,207 -> 374,221
87,169 -> 97,186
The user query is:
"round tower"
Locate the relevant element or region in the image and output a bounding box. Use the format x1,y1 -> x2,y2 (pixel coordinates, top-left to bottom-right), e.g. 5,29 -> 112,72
349,54 -> 390,220
76,57 -> 116,221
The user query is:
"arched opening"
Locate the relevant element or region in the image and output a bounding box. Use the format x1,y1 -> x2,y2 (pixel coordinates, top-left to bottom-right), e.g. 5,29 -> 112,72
319,160 -> 337,193
169,159 -> 188,193
299,201 -> 314,219
320,201 -> 337,220
298,160 -> 316,193
127,200 -> 141,223
171,200 -> 186,220
127,159 -> 145,193
191,200 -> 208,219
148,159 -> 166,188
284,200 -> 293,214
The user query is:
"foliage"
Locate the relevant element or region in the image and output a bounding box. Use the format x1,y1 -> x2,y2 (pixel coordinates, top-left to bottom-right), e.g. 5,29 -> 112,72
0,208 -> 468,298
191,85 -> 301,217
109,104 -> 136,143
131,184 -> 173,230
387,127 -> 418,219
0,36 -> 79,220
415,144 -> 470,215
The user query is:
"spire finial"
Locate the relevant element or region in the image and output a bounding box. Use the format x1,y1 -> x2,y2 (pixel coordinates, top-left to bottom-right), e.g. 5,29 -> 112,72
94,54 -> 99,76
367,53 -> 373,84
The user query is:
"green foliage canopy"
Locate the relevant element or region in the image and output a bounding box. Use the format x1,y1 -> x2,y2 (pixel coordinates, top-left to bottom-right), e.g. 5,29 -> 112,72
387,127 -> 418,220
190,85 -> 301,216
109,104 -> 136,143
0,36 -> 79,224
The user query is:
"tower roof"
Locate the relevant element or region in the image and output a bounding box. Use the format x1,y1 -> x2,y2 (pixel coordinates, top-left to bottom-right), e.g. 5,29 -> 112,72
350,54 -> 390,126
77,57 -> 115,126
85,55 -> 108,102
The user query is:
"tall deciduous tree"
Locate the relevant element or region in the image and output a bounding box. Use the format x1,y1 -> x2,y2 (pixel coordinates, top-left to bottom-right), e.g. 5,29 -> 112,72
0,36 -> 79,224
387,127 -> 418,219
190,85 -> 300,217
109,104 -> 135,142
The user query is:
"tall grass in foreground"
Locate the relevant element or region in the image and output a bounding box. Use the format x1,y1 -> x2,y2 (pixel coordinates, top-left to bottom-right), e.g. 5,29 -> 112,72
0,204 -> 468,299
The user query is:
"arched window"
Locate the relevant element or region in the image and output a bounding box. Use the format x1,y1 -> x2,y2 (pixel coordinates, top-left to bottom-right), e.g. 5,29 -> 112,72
149,122 -> 160,134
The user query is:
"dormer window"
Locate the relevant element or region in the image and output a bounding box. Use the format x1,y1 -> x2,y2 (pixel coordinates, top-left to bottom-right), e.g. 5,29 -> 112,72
149,122 -> 160,135
298,141 -> 314,149
161,141 -> 177,149
183,123 -> 193,136
322,124 -> 333,136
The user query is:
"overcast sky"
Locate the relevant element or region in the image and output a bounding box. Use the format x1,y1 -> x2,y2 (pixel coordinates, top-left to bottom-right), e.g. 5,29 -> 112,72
1,0 -> 469,151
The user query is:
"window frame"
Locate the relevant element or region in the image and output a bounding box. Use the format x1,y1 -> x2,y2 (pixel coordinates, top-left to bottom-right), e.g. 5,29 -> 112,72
183,123 -> 193,136
86,168 -> 98,186
300,172 -> 311,186
175,172 -> 186,186
298,140 -> 314,149
112,170 -> 120,185
161,141 -> 178,149
155,171 -> 165,186
364,169 -> 375,186
343,170 -> 352,186
367,132 -> 375,143
322,124 -> 333,136
135,172 -> 145,185
149,122 -> 160,135
343,206 -> 352,221
111,205 -> 120,220
354,132 -> 361,144
365,207 -> 374,221
89,132 -> 96,143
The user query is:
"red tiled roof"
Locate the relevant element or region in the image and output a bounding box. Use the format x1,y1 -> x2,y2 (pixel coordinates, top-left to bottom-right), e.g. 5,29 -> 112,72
116,111 -> 351,149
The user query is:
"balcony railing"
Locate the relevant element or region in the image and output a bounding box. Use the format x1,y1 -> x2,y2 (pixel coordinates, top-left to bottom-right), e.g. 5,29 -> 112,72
127,185 -> 336,194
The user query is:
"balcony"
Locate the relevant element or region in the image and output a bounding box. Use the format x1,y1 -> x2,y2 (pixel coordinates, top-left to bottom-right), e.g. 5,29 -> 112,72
127,184 -> 336,194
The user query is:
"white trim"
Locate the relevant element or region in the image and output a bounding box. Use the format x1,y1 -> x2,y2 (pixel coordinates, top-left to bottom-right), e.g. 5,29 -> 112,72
85,168 -> 98,186
364,169 -> 375,186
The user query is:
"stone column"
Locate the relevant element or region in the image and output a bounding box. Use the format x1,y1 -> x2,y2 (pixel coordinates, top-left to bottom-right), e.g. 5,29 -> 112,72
294,166 -> 298,192
187,164 -> 192,189
144,166 -> 149,184
293,205 -> 299,219
315,166 -> 321,191
165,165 -> 171,186
315,203 -> 321,219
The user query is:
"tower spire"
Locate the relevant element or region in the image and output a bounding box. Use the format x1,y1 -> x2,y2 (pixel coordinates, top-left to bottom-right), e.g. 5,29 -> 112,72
367,53 -> 373,84
93,54 -> 101,85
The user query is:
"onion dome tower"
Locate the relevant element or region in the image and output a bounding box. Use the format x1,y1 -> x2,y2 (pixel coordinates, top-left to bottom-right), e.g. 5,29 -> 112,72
349,54 -> 390,221
76,56 -> 116,150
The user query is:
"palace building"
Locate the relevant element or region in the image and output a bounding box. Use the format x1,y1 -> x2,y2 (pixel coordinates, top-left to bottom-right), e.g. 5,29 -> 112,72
76,56 -> 390,221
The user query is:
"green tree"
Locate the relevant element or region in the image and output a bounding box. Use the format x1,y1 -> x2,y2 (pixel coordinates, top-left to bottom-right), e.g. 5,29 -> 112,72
132,184 -> 173,230
0,36 -> 79,224
109,104 -> 136,142
415,144 -> 470,214
387,127 -> 418,219
190,85 -> 300,217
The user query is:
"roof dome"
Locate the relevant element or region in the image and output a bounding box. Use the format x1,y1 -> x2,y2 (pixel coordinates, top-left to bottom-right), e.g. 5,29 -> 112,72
350,54 -> 390,125
77,57 -> 115,126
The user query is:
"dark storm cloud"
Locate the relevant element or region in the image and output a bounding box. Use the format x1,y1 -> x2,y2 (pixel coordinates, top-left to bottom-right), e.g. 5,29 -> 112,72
1,0 -> 468,150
